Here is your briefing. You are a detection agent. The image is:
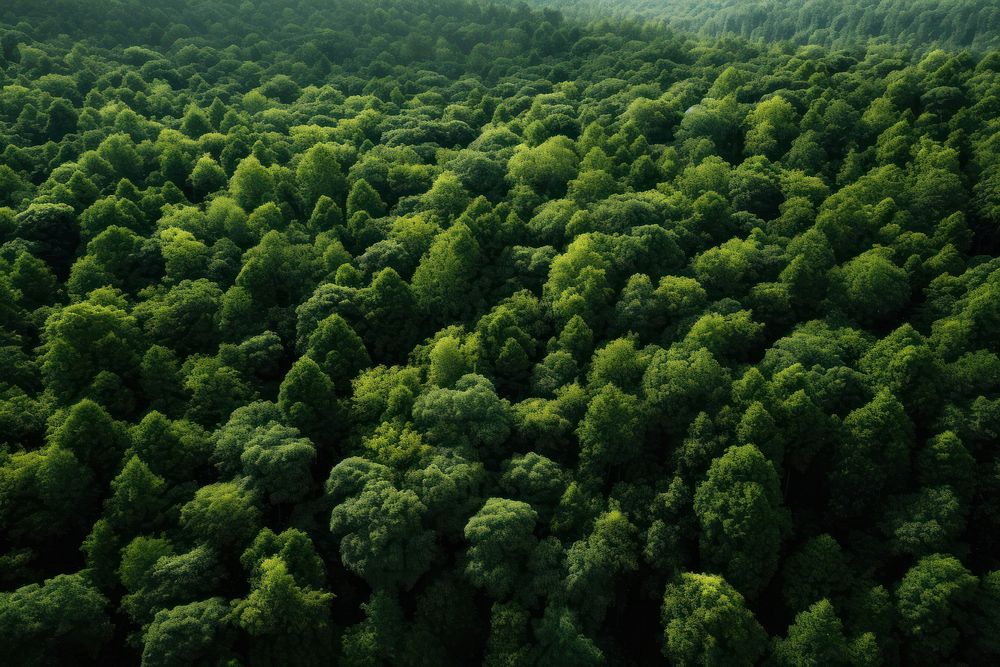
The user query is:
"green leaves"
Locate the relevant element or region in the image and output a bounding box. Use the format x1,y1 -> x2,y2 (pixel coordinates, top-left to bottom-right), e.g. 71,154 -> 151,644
693,445 -> 789,598
2,1 -> 1000,664
329,475 -> 434,591
231,156 -> 275,212
0,573 -> 112,665
507,136 -> 579,198
141,598 -> 232,667
465,498 -> 540,600
180,482 -> 261,549
661,572 -> 767,667
896,554 -> 979,664
772,599 -> 852,667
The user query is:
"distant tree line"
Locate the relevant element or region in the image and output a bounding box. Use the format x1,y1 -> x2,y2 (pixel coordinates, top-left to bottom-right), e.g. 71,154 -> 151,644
534,0 -> 1000,52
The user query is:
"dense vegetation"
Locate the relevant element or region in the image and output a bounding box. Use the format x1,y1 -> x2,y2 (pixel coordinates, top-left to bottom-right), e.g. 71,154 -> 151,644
1,0 -> 1000,664
534,0 -> 1000,52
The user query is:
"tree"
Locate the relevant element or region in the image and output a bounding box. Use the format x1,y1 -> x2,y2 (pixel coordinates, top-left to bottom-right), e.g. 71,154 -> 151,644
896,554 -> 978,664
464,498 -> 539,600
329,478 -> 434,590
772,599 -> 852,667
428,335 -> 470,388
179,482 -> 261,549
231,155 -> 275,211
340,590 -> 406,666
49,398 -> 129,479
308,195 -> 345,235
121,544 -> 223,628
576,384 -> 644,474
781,534 -> 851,613
129,411 -> 211,481
484,601 -> 533,667
421,170 -> 470,218
135,278 -> 223,355
233,557 -> 334,664
508,136 -> 579,198
564,506 -> 639,630
15,203 -> 79,278
346,178 -> 386,219
832,249 -> 909,326
744,95 -> 797,159
693,445 -> 789,598
412,374 -> 512,454
236,231 -> 319,312
403,454 -> 485,537
241,528 -> 327,590
183,357 -> 255,427
500,452 -> 568,519
278,356 -> 340,441
0,446 -> 98,549
660,572 -> 767,666
883,486 -> 964,556
297,143 -> 347,213
181,105 -> 212,138
104,456 -> 170,535
189,155 -> 228,199
239,423 -> 317,505
411,222 -> 482,321
306,313 -> 370,384
829,389 -> 912,518
0,573 -> 112,665
141,598 -> 233,667
531,604 -> 604,667
41,295 -> 141,408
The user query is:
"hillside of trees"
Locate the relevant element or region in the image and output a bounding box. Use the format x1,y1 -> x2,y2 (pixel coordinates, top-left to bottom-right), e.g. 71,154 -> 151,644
1,0 -> 999,664
534,0 -> 1000,52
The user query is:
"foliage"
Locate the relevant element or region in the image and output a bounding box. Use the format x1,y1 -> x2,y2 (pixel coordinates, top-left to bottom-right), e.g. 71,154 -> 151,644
0,0 -> 998,663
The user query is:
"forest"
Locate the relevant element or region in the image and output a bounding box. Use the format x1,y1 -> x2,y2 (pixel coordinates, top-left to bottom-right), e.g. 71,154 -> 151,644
533,0 -> 1000,52
0,0 -> 999,664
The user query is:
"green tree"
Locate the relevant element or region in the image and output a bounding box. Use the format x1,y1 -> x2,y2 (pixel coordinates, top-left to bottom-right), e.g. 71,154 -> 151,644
772,599 -> 852,667
693,444 -> 789,597
830,389 -> 912,518
297,143 -> 347,213
231,155 -> 275,212
239,423 -> 317,505
278,356 -> 340,441
180,482 -> 261,549
464,498 -> 540,600
181,105 -> 212,138
233,557 -> 334,665
508,136 -> 579,198
661,572 -> 767,666
564,506 -> 639,630
832,249 -> 910,326
346,178 -> 386,219
412,374 -> 512,454
577,384 -> 644,474
0,573 -> 112,665
141,598 -> 233,667
41,294 -> 141,407
189,155 -> 228,199
49,398 -> 129,479
328,477 -> 434,590
411,222 -> 482,321
531,604 -> 604,667
104,456 -> 170,535
306,312 -> 369,383
896,554 -> 978,665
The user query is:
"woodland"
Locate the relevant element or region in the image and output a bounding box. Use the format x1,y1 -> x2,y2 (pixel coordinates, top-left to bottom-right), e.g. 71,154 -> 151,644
0,0 -> 999,665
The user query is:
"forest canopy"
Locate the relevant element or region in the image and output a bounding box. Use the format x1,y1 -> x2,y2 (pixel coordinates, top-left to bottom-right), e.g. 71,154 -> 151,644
1,0 -> 999,664
532,0 -> 1000,52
